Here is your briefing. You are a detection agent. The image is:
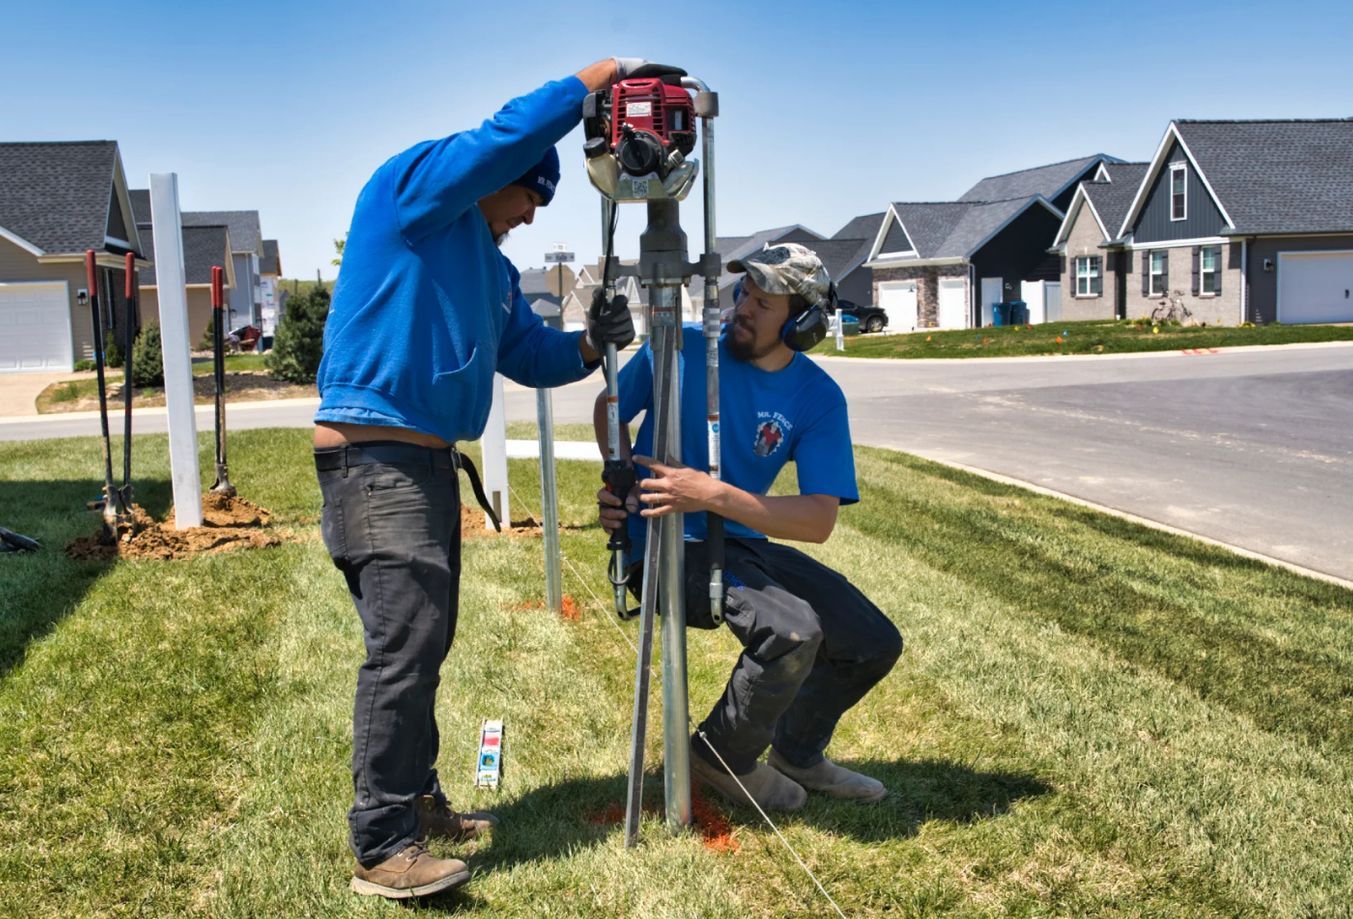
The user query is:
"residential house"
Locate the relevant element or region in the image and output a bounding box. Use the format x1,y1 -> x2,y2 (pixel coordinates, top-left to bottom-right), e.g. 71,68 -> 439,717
181,209 -> 264,331
867,155 -> 1119,329
1049,163 -> 1150,320
1112,119 -> 1353,325
259,239 -> 282,337
130,189 -> 236,347
0,141 -> 147,372
698,224 -> 826,315
561,259 -> 646,335
827,212 -> 886,307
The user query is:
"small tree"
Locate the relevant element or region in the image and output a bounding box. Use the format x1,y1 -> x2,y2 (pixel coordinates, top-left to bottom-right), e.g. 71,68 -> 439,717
103,329 -> 124,369
266,286 -> 330,383
131,325 -> 164,388
199,314 -> 220,352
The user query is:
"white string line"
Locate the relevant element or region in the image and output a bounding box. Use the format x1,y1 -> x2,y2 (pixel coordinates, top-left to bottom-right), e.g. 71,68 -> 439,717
503,465 -> 848,918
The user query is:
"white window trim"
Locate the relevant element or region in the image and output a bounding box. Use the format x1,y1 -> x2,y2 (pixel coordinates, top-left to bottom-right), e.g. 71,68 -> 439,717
1074,256 -> 1101,297
1149,251 -> 1168,296
1169,164 -> 1187,222
1200,245 -> 1221,296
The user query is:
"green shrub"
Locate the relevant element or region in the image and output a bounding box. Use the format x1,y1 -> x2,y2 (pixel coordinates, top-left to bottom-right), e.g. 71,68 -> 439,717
199,313 -> 224,352
131,325 -> 164,388
73,359 -> 95,372
103,329 -> 124,369
266,287 -> 329,384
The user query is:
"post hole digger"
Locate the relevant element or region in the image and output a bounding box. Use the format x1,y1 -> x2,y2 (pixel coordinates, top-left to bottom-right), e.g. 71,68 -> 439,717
209,266 -> 235,497
82,249 -> 136,543
585,66 -> 724,846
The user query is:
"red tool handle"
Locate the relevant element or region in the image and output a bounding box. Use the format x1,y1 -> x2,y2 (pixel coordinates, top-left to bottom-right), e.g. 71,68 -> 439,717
211,266 -> 224,310
125,252 -> 136,300
85,249 -> 97,295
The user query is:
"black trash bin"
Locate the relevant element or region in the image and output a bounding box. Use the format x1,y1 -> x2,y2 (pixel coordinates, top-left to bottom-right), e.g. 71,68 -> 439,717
1007,300 -> 1029,325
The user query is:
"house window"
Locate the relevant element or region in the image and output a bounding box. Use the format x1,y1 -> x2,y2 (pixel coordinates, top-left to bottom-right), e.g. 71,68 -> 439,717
1075,256 -> 1102,297
1149,250 -> 1168,296
1170,164 -> 1187,221
1200,246 -> 1221,294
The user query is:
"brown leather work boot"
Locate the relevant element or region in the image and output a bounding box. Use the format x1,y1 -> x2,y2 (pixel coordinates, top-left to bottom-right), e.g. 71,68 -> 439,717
350,838 -> 470,899
417,794 -> 499,842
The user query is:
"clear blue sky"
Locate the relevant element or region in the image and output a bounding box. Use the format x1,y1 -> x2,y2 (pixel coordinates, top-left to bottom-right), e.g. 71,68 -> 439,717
4,0 -> 1350,281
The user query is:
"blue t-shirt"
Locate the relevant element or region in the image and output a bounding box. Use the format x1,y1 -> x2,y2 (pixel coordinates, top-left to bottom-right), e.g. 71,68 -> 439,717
315,75 -> 595,444
619,325 -> 858,545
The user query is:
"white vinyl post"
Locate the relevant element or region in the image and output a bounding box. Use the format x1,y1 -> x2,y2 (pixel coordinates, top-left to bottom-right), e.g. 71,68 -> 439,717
834,308 -> 845,351
481,374 -> 510,529
148,174 -> 202,529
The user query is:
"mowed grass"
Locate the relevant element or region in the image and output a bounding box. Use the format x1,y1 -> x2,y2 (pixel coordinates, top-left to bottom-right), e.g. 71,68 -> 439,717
814,318 -> 1353,359
1,426 -> 1351,917
34,355 -> 275,413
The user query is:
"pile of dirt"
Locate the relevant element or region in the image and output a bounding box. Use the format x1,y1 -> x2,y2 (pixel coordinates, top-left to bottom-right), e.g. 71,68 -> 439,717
459,504 -> 543,539
66,492 -> 281,561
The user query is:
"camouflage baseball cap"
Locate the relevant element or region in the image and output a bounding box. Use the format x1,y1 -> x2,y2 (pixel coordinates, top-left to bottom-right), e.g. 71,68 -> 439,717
728,243 -> 831,307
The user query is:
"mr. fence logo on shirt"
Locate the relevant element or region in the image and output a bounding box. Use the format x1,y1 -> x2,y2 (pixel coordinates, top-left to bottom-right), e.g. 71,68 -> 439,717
753,411 -> 792,458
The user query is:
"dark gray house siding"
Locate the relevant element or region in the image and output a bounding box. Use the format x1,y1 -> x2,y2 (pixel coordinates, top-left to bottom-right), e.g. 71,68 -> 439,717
1133,142 -> 1226,242
969,205 -> 1063,323
1246,234 -> 1353,324
880,220 -> 914,253
836,270 -> 872,307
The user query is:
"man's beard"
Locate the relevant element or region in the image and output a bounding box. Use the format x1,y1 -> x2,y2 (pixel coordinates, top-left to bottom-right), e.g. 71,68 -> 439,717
727,322 -> 774,362
495,230 -> 510,247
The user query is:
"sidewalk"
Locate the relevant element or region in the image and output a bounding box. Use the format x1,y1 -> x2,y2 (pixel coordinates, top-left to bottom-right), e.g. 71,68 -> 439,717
0,370 -> 96,417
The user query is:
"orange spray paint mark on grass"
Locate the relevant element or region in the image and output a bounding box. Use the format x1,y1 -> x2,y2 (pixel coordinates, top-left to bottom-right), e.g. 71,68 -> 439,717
585,790 -> 737,853
561,595 -> 580,622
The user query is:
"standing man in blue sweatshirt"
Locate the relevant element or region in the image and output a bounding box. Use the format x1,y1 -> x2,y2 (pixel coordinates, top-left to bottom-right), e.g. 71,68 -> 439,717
596,244 -> 902,814
315,58 -> 679,900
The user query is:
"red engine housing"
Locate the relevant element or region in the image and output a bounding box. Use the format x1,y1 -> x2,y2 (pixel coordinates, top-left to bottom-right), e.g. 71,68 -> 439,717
607,78 -> 695,155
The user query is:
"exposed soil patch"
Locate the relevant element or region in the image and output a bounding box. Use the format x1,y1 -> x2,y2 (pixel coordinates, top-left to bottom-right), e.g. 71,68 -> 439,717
38,371 -> 315,414
459,503 -> 542,539
67,492 -> 282,561
586,789 -> 738,852
509,595 -> 581,622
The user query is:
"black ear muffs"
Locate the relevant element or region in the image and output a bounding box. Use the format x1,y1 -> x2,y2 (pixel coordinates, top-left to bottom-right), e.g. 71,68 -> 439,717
780,282 -> 836,352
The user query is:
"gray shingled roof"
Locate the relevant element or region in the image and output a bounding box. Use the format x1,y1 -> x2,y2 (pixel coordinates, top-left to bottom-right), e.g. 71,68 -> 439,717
832,212 -> 885,244
889,198 -> 1039,259
805,237 -> 870,284
517,268 -> 563,308
129,188 -> 151,226
138,224 -> 231,287
712,224 -> 825,290
261,239 -> 281,275
959,155 -> 1118,203
0,141 -> 123,254
1081,163 -> 1150,239
1174,119 -> 1353,234
182,210 -> 263,255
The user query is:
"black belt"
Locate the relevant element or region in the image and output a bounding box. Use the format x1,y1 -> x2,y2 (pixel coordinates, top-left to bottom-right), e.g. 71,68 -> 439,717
315,441 -> 501,532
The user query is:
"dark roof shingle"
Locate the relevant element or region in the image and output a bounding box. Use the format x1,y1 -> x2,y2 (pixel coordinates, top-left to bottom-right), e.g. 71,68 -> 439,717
0,141 -> 120,254
1081,163 -> 1150,238
138,223 -> 232,287
960,155 -> 1118,203
182,210 -> 263,254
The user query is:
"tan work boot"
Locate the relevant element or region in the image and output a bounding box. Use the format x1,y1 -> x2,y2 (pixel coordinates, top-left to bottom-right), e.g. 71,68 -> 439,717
417,795 -> 498,842
690,741 -> 807,812
767,749 -> 887,803
350,838 -> 470,899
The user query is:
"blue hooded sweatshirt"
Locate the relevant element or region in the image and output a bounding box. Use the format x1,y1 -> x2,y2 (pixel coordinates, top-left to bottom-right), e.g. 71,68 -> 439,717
315,75 -> 594,443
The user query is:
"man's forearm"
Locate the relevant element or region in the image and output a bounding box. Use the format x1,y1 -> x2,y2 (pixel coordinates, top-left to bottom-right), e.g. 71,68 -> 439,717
706,486 -> 838,544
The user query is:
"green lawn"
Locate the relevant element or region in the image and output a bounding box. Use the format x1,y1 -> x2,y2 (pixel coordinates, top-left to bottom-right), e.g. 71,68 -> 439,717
1,427 -> 1350,916
814,319 -> 1353,359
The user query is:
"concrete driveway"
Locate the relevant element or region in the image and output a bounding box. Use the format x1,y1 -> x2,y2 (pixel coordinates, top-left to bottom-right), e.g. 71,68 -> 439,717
0,370 -> 93,417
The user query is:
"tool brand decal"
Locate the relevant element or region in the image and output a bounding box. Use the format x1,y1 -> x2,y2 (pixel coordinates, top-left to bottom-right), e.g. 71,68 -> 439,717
753,412 -> 791,458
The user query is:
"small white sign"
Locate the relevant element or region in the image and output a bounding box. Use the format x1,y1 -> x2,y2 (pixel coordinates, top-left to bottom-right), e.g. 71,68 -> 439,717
626,101 -> 653,118
475,719 -> 504,788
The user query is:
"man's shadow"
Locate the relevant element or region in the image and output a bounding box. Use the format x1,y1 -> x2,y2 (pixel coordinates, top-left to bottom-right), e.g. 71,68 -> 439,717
410,757 -> 1049,911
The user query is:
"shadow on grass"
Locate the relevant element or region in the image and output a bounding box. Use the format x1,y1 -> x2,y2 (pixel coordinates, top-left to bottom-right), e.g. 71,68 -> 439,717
0,477 -> 173,681
407,759 -> 1048,909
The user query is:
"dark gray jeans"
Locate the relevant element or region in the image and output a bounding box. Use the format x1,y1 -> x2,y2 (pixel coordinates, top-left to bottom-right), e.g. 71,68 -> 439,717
315,442 -> 461,867
682,538 -> 903,776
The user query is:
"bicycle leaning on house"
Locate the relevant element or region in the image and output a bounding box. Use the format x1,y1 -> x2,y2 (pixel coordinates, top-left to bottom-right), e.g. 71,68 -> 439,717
1151,289 -> 1193,324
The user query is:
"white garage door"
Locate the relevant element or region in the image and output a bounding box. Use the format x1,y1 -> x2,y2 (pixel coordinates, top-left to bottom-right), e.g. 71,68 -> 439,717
877,281 -> 917,332
1278,251 -> 1353,324
937,279 -> 967,329
0,282 -> 73,372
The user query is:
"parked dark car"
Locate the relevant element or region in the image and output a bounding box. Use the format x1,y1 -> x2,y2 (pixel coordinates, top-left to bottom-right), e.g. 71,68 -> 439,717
832,299 -> 888,333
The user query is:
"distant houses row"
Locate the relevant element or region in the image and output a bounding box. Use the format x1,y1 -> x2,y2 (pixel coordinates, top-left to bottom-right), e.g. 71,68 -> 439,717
0,141 -> 281,373
519,118 -> 1353,336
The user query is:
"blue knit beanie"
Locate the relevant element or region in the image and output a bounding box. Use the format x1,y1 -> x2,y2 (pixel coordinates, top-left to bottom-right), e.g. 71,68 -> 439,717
511,146 -> 560,205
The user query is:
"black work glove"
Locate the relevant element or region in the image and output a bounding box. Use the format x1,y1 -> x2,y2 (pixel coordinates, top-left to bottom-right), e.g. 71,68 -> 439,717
586,290 -> 636,352
613,58 -> 687,82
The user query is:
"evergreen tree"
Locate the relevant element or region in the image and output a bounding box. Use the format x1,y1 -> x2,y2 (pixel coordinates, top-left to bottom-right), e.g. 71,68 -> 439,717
103,329 -> 124,369
266,286 -> 330,384
131,325 -> 164,388
199,314 -> 220,352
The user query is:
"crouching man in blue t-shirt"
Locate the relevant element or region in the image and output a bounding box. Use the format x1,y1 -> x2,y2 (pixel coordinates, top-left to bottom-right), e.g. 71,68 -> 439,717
314,58 -> 683,900
595,243 -> 903,813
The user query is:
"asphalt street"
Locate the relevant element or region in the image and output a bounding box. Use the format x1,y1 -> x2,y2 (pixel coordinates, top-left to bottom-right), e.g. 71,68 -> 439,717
3,343 -> 1350,581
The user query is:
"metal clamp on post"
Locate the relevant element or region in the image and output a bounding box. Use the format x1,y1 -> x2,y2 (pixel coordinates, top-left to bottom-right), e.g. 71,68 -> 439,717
584,69 -> 721,846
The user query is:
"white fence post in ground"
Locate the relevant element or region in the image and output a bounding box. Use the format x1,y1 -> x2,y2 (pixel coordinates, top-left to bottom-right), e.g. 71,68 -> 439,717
481,374 -> 509,529
147,174 -> 202,529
